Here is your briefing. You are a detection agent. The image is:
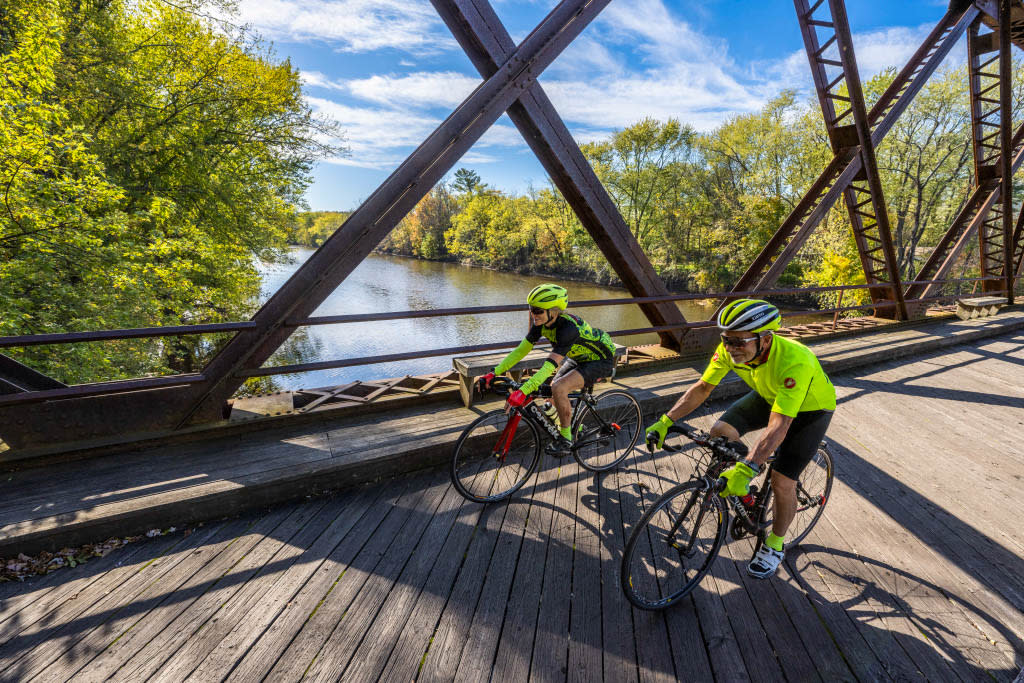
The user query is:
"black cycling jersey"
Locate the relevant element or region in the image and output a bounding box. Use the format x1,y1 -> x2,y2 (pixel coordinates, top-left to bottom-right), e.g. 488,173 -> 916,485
525,313 -> 615,362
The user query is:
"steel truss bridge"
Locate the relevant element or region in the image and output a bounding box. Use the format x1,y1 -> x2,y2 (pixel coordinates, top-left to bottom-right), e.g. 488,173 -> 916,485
1,0 -> 1023,456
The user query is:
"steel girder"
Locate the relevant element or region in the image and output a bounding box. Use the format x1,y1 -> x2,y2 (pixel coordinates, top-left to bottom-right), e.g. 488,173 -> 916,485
0,0 -> 619,446
794,0 -> 908,319
968,16 -> 1010,292
724,4 -> 977,302
998,0 -> 1016,302
174,0 -> 623,426
908,1 -> 1023,301
430,0 -> 687,351
906,123 -> 1024,300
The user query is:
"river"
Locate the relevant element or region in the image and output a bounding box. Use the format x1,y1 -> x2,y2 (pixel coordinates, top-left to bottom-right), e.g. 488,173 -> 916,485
256,248 -> 815,390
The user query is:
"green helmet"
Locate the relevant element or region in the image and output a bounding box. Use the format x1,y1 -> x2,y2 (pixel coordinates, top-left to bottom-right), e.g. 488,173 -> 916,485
717,298 -> 781,333
527,283 -> 568,310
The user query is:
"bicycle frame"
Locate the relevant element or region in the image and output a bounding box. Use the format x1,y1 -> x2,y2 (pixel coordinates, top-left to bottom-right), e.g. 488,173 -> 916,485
510,388 -> 611,451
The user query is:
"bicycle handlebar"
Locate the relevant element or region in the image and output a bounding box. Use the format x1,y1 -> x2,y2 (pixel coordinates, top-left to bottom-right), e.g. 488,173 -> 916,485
488,376 -> 518,397
650,423 -> 749,462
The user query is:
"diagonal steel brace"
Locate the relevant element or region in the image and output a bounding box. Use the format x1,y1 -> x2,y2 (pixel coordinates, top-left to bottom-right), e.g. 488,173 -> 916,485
726,5 -> 977,299
433,0 -> 687,349
176,0 -> 613,426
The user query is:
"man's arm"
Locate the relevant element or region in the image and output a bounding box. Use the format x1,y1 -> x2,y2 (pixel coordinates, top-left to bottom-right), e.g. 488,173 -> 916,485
747,410 -> 794,467
665,380 -> 716,421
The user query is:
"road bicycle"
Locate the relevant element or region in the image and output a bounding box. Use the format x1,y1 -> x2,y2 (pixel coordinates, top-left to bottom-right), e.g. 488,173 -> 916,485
451,377 -> 642,503
620,424 -> 834,610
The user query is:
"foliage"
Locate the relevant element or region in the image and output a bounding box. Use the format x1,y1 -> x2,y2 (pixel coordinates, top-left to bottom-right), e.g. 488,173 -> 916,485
0,0 -> 341,383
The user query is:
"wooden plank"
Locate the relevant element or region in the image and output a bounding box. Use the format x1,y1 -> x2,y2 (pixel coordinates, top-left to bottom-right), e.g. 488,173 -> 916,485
617,445 -> 684,682
413,468 -> 534,681
31,517 -> 254,682
718,537 -> 823,681
565,466 -> 605,682
106,501 -> 316,681
0,532 -> 185,663
528,457 -> 581,681
65,506 -> 299,682
633,431 -> 717,683
0,533 -> 168,631
133,500 -> 333,682
339,478 -> 483,681
459,448 -> 563,682
260,471 -> 429,681
175,493 -> 369,681
599,443 -> 640,682
0,526 -> 215,681
299,470 -> 451,680
218,484 -> 384,682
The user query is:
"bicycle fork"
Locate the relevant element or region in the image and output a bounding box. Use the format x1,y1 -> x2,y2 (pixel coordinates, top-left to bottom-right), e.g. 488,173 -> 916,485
666,480 -> 714,558
492,414 -> 522,460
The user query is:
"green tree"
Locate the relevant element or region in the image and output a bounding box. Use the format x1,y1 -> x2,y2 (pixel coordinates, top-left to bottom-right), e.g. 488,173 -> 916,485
0,0 -> 342,383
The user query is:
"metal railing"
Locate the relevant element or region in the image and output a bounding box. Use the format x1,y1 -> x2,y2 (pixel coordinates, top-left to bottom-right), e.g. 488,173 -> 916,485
0,276 -> 1018,403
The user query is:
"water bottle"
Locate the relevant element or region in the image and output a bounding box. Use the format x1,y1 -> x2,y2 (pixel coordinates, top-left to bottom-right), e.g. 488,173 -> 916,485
740,484 -> 759,510
542,400 -> 558,423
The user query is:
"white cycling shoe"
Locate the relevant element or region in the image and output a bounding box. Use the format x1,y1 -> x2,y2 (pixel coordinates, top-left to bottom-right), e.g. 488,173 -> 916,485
747,544 -> 784,579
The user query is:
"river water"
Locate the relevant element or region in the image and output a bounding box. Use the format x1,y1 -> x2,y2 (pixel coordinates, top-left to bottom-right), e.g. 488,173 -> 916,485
256,248 -> 813,390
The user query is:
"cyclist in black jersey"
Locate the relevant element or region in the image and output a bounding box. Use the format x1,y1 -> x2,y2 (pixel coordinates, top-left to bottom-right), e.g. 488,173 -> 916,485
477,284 -> 617,455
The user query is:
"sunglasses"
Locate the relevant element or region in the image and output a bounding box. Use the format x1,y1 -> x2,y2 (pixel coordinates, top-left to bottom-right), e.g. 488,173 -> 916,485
721,334 -> 757,348
529,306 -> 548,315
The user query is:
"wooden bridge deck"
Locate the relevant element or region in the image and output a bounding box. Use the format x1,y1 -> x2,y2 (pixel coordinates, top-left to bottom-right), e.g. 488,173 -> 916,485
0,331 -> 1021,681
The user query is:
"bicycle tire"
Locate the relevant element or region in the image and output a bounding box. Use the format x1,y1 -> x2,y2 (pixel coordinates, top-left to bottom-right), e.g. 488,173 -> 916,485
621,480 -> 727,610
759,443 -> 834,546
451,409 -> 541,503
571,389 -> 642,472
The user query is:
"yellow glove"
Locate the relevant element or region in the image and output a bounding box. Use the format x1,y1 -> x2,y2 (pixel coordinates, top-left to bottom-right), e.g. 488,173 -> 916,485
644,414 -> 674,451
719,461 -> 759,498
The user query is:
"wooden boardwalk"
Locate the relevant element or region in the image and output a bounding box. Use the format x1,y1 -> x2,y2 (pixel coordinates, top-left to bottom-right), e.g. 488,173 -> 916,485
0,331 -> 1022,681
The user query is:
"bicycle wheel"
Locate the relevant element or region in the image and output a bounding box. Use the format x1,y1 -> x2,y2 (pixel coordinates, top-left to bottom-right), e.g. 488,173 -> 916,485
571,389 -> 642,472
759,443 -> 834,546
451,409 -> 541,503
621,480 -> 727,610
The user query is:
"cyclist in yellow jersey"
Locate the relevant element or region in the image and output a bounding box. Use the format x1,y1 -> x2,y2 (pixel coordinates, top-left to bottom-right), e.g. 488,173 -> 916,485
477,284 -> 616,456
644,298 -> 836,579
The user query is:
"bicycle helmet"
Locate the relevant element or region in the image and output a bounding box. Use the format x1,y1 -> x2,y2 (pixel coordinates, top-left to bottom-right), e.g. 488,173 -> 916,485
717,298 -> 781,333
527,283 -> 568,310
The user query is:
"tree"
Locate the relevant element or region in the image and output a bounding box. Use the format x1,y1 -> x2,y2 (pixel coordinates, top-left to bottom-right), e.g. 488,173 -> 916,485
452,167 -> 482,196
0,0 -> 342,383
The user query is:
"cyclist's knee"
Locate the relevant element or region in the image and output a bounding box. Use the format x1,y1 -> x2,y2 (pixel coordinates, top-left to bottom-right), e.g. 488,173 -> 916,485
709,420 -> 740,441
771,469 -> 797,492
552,372 -> 583,395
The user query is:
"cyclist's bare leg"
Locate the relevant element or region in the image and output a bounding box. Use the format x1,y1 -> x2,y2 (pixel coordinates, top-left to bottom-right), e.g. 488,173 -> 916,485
551,369 -> 584,431
769,469 -> 797,537
709,420 -> 741,441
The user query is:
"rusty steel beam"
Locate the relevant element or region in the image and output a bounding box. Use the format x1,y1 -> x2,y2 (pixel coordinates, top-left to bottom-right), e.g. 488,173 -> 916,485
432,0 -> 687,350
726,4 -> 976,300
796,0 -> 908,319
999,0 -> 1016,302
968,16 -> 1009,294
0,354 -> 66,394
908,121 -> 1024,300
1013,201 -> 1024,275
172,0 -> 611,428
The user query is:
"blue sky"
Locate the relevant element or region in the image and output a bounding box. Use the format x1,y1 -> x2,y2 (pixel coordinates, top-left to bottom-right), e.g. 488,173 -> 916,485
223,0 -> 957,211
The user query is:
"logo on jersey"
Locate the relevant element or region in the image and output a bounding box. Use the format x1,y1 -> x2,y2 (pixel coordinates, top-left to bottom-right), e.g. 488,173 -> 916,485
784,377 -> 796,389
712,352 -> 719,362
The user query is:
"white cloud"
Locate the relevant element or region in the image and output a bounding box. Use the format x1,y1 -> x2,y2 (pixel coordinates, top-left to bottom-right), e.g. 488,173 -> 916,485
345,72 -> 481,108
308,97 -> 525,170
296,0 -> 965,179
229,0 -> 453,53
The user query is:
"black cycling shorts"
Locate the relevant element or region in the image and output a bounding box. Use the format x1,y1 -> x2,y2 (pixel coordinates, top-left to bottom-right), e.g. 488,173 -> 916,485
719,390 -> 832,480
553,357 -> 615,386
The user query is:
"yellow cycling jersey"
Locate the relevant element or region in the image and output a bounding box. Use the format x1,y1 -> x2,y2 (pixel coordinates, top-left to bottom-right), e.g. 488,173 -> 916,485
700,334 -> 836,417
